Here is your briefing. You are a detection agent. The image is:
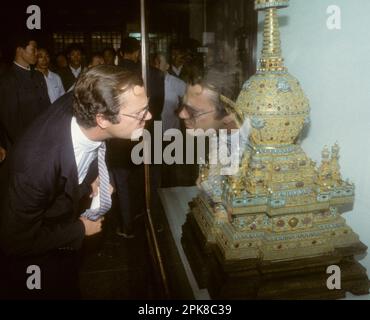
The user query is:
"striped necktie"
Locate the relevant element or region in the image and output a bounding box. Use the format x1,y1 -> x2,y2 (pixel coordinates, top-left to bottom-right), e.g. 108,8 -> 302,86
97,142 -> 111,215
81,142 -> 112,221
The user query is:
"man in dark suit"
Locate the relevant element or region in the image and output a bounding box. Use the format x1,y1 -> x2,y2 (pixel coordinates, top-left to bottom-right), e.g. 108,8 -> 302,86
0,32 -> 50,148
0,65 -> 151,299
58,44 -> 85,92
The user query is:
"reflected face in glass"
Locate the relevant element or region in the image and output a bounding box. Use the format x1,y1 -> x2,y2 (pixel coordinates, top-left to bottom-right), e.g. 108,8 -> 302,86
106,85 -> 151,140
179,84 -> 223,132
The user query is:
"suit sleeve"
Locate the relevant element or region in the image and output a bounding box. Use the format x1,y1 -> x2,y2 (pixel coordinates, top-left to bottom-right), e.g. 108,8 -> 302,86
0,122 -> 7,149
0,75 -> 18,145
2,170 -> 85,257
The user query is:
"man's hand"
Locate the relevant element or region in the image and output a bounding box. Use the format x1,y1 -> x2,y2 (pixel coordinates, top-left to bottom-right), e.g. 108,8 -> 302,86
90,177 -> 99,198
90,177 -> 114,197
0,147 -> 6,162
79,216 -> 104,236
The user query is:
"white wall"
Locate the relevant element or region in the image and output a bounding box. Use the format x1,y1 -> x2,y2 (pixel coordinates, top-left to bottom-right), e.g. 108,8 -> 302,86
257,0 -> 370,297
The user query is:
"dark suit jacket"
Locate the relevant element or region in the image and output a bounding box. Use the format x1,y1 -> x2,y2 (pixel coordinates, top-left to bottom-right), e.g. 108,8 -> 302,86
58,66 -> 84,92
0,64 -> 51,146
0,93 -> 97,257
0,122 -> 7,150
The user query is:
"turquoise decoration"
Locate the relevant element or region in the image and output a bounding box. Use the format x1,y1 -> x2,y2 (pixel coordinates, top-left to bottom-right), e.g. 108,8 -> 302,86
251,116 -> 266,129
276,78 -> 291,92
317,193 -> 330,202
242,79 -> 252,90
269,198 -> 286,208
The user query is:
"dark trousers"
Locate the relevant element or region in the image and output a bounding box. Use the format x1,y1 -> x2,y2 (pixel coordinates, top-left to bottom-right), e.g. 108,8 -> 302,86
112,164 -> 162,229
112,166 -> 145,230
0,249 -> 81,300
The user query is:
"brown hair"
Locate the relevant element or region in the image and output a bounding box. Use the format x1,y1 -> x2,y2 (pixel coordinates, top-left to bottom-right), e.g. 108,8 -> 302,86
189,76 -> 230,120
73,65 -> 143,128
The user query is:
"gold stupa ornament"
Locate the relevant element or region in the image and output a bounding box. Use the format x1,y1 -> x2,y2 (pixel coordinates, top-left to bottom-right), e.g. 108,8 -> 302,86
191,0 -> 361,262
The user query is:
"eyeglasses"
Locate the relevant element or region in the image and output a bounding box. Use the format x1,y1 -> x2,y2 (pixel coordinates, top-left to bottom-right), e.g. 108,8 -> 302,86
120,105 -> 150,124
178,103 -> 216,122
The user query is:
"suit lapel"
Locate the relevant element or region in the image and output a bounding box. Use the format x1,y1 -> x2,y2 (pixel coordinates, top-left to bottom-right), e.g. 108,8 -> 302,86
60,109 -> 80,216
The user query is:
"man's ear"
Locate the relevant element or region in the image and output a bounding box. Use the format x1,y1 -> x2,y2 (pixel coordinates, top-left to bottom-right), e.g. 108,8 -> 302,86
222,114 -> 238,129
95,114 -> 112,129
16,47 -> 23,56
222,114 -> 234,125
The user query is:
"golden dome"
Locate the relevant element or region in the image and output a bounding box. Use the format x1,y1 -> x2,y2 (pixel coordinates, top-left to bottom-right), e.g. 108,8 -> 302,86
235,0 -> 310,146
236,73 -> 309,145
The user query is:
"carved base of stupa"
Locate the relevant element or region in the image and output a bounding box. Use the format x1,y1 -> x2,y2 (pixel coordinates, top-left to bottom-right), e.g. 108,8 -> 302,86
181,201 -> 369,299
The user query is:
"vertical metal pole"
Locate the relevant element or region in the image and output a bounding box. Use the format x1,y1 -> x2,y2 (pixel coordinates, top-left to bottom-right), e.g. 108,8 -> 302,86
140,0 -> 148,92
140,0 -> 170,298
203,0 -> 207,33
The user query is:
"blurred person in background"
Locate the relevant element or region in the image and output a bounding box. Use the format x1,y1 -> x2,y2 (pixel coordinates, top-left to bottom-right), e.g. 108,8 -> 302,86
36,48 -> 65,103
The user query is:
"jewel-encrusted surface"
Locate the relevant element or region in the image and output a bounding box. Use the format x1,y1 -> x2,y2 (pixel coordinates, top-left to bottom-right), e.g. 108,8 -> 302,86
190,0 -> 361,262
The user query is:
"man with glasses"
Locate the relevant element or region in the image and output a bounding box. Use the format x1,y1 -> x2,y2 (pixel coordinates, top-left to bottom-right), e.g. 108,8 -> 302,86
0,65 -> 151,299
178,76 -> 250,198
179,79 -> 237,132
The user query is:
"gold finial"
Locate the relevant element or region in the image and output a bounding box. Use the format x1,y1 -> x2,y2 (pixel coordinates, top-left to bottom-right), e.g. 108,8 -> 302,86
255,0 -> 289,72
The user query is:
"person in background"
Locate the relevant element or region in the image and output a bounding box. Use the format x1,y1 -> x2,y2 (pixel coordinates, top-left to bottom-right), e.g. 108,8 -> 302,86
110,37 -> 143,238
36,48 -> 65,103
88,53 -> 104,68
55,52 -> 68,71
118,37 -> 140,71
151,52 -> 186,132
151,52 -> 186,187
59,44 -> 85,92
103,47 -> 116,66
0,32 -> 50,148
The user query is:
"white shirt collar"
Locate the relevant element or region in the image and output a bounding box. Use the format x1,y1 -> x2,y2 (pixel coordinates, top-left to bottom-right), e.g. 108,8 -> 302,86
70,65 -> 82,77
13,61 -> 31,71
172,65 -> 183,76
71,117 -> 102,153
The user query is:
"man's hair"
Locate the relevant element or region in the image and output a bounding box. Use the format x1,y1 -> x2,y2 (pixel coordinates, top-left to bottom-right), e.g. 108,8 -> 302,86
66,43 -> 83,56
120,37 -> 140,55
37,47 -> 50,55
103,47 -> 116,55
150,52 -> 168,67
189,76 -> 230,120
89,52 -> 103,63
73,65 -> 144,128
12,31 -> 40,53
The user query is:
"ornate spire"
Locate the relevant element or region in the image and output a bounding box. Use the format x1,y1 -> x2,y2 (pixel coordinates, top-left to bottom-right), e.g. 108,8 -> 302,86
255,0 -> 289,72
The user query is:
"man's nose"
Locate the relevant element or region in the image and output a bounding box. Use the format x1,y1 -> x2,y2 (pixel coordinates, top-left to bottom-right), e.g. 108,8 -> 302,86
145,111 -> 152,121
179,107 -> 189,119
